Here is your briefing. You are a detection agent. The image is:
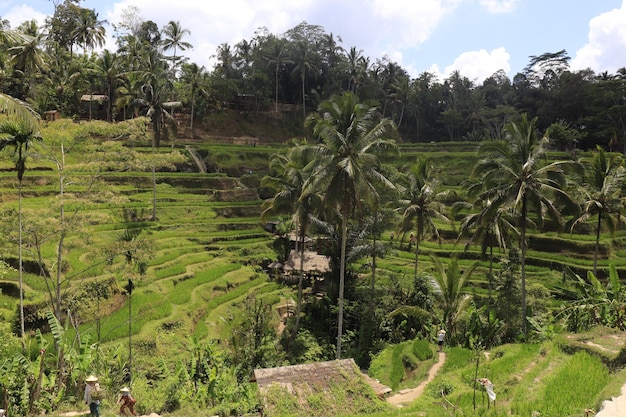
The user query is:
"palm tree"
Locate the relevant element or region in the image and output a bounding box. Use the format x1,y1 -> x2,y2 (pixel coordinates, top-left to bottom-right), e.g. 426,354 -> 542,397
71,8 -> 107,55
96,50 -> 119,121
8,29 -> 47,99
265,41 -> 293,113
398,157 -> 453,278
305,92 -> 397,359
570,146 -> 625,276
0,119 -> 42,339
261,142 -> 320,338
291,41 -> 318,118
428,255 -> 478,341
179,63 -> 208,130
161,20 -> 192,77
456,192 -> 518,296
346,46 -> 367,93
472,113 -> 573,335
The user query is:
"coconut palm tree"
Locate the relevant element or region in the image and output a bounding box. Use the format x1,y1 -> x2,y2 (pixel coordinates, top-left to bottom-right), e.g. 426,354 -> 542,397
265,40 -> 293,113
179,62 -> 209,130
472,113 -> 573,335
0,119 -> 42,339
570,146 -> 625,276
455,192 -> 518,296
428,255 -> 478,342
398,157 -> 453,278
291,41 -> 318,118
71,8 -> 107,55
305,91 -> 397,359
161,20 -> 192,77
261,142 -> 321,338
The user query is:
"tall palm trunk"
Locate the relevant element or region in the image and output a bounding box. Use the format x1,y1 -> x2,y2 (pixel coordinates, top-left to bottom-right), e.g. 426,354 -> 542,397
593,212 -> 602,276
293,226 -> 306,338
520,194 -> 528,336
18,177 -> 25,340
337,212 -> 348,359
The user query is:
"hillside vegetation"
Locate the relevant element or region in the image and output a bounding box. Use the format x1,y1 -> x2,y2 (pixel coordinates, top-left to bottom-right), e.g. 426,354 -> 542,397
0,115 -> 625,417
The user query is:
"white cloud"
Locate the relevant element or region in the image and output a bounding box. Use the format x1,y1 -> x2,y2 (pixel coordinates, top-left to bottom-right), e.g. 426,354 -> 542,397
571,2 -> 626,74
3,4 -> 47,28
441,47 -> 510,83
479,0 -> 518,14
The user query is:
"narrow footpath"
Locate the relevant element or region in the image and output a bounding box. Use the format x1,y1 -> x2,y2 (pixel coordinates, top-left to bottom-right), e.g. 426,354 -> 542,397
386,351 -> 446,406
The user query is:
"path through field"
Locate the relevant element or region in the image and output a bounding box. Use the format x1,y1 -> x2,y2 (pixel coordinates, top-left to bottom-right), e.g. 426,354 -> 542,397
386,351 -> 446,406
596,381 -> 626,417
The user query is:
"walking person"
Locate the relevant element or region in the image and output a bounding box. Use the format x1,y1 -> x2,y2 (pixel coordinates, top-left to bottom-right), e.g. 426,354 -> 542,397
437,329 -> 446,352
84,375 -> 102,417
117,387 -> 138,416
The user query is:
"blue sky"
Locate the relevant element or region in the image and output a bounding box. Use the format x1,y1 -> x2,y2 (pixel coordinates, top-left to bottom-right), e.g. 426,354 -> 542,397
2,0 -> 625,83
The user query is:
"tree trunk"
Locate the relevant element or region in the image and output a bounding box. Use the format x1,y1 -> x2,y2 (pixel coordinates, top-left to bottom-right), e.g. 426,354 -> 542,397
593,212 -> 602,276
18,178 -> 25,341
520,194 -> 528,336
336,213 -> 348,359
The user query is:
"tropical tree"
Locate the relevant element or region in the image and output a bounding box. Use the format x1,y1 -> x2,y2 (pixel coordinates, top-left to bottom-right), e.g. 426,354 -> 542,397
161,20 -> 192,76
304,91 -> 397,359
0,119 -> 42,339
71,8 -> 107,54
559,264 -> 626,331
7,28 -> 47,99
455,192 -> 518,296
264,40 -> 293,113
472,113 -> 573,335
261,142 -> 321,339
179,62 -> 209,130
570,146 -> 625,275
398,157 -> 453,278
291,41 -> 318,118
96,49 -> 119,121
428,255 -> 478,342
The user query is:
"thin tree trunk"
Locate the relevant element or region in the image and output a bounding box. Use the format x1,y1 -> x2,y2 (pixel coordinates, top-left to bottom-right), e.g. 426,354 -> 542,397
593,212 -> 602,276
520,195 -> 528,336
18,178 -> 25,341
336,214 -> 347,359
293,226 -> 306,338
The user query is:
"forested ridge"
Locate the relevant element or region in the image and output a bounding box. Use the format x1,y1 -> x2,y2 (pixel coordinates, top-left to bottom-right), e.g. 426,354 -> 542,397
1,2 -> 626,417
1,1 -> 625,149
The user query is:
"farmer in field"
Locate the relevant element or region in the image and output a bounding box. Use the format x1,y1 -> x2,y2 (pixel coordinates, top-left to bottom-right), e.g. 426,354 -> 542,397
84,375 -> 101,417
478,378 -> 496,405
117,387 -> 138,416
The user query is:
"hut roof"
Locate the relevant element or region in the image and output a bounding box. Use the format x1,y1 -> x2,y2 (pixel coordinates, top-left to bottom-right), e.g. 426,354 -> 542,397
252,358 -> 391,398
282,250 -> 330,273
80,94 -> 108,102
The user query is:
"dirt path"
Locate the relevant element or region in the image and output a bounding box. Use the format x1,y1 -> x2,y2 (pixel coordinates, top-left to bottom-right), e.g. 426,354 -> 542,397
386,351 -> 446,406
596,381 -> 626,417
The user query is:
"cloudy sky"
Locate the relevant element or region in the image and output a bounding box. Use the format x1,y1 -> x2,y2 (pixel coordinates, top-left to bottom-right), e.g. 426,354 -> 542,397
2,0 -> 625,83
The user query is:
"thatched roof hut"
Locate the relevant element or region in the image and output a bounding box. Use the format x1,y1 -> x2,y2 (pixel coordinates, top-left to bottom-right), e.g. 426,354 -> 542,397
252,358 -> 391,398
282,250 -> 330,274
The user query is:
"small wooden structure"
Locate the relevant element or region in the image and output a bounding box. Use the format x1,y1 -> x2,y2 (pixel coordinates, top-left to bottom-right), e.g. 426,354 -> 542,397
44,110 -> 61,121
80,94 -> 108,120
252,358 -> 391,398
282,250 -> 330,274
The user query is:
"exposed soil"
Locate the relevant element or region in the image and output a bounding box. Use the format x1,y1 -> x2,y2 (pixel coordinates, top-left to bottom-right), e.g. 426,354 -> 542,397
386,351 -> 447,406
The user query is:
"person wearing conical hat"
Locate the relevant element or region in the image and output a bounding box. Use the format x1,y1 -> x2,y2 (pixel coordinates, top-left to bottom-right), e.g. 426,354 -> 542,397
117,387 -> 137,416
437,329 -> 446,352
84,375 -> 101,417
